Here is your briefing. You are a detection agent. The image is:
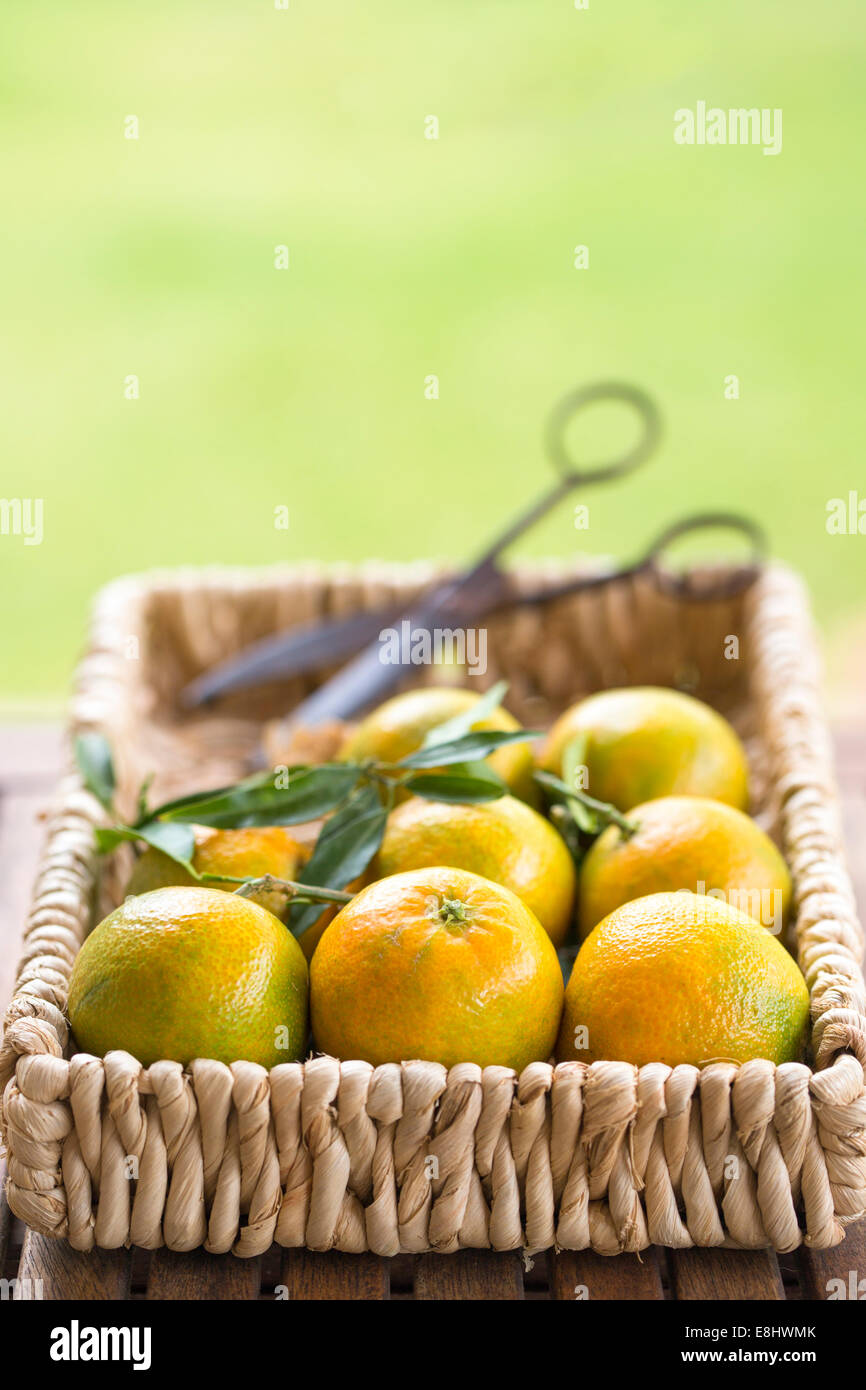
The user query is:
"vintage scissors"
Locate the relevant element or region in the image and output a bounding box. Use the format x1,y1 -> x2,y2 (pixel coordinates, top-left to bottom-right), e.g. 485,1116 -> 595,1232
181,382 -> 765,723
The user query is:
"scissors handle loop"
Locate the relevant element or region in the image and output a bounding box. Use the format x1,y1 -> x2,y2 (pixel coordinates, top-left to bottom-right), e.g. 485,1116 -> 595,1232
544,380 -> 663,484
644,511 -> 767,600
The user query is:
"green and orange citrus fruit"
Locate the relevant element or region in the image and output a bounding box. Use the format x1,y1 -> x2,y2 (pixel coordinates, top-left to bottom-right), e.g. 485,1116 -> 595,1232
557,891 -> 808,1068
578,795 -> 791,938
310,867 -> 564,1070
375,794 -> 576,945
540,686 -> 749,811
68,886 -> 309,1068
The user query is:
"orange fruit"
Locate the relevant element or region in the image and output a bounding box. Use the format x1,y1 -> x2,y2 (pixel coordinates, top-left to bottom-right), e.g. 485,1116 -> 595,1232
125,824 -> 352,960
68,886 -> 309,1068
126,825 -> 306,920
539,686 -> 749,812
374,794 -> 576,945
310,867 -> 564,1071
578,796 -> 791,939
556,891 -> 809,1068
341,686 -> 537,804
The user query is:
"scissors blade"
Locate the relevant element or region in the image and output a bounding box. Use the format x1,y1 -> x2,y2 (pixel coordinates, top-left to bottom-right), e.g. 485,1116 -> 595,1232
180,602 -> 406,707
281,631 -> 423,726
182,556 -> 510,708
280,563 -> 512,725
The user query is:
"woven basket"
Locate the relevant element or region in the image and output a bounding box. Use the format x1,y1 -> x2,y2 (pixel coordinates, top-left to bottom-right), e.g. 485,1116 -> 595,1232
2,560 -> 865,1258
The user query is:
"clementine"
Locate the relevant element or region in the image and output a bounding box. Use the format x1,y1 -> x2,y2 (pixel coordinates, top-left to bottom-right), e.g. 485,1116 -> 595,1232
578,795 -> 791,938
557,891 -> 809,1068
68,886 -> 309,1068
375,794 -> 576,945
311,867 -> 563,1070
540,686 -> 749,811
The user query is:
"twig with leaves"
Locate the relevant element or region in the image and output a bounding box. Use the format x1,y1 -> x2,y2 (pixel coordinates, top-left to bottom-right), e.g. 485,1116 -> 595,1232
75,681 -> 545,941
533,732 -> 640,867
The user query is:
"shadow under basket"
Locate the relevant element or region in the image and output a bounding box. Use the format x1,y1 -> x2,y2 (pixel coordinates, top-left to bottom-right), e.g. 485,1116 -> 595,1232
1,560 -> 865,1258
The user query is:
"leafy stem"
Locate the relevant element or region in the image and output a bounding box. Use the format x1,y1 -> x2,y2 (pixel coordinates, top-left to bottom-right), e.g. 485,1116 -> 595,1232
76,693 -> 541,938
231,875 -> 355,908
534,770 -> 640,839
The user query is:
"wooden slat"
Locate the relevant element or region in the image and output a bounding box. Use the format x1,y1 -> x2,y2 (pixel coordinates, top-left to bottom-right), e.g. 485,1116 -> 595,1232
278,1250 -> 389,1300
549,1249 -> 664,1300
387,1253 -> 415,1294
413,1251 -> 523,1300
15,1229 -> 133,1300
670,1248 -> 784,1301
797,1221 -> 866,1300
146,1247 -> 262,1300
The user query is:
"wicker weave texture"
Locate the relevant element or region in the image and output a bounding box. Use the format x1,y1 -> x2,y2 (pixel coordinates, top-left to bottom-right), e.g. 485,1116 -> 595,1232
1,561 -> 864,1256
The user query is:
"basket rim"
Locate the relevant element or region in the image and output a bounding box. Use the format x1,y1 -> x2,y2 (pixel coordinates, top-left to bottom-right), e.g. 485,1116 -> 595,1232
84,552 -> 799,604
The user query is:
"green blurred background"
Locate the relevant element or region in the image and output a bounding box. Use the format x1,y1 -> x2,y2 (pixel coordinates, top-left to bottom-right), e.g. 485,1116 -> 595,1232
2,0 -> 865,712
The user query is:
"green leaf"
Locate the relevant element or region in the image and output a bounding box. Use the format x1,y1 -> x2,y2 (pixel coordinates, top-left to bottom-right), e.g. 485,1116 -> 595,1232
75,732 -> 116,809
395,728 -> 540,770
94,825 -> 135,854
138,821 -> 197,868
95,820 -> 197,873
419,679 -> 510,749
561,731 -> 587,787
560,732 -> 598,833
142,774 -> 266,822
153,763 -> 362,829
288,783 -> 388,940
404,761 -> 508,804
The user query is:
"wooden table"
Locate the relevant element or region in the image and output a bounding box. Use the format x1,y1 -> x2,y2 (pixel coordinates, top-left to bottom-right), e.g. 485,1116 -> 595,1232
2,721 -> 865,1302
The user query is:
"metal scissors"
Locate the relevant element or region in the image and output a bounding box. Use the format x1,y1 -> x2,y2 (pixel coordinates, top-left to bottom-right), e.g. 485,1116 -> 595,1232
181,381 -> 765,723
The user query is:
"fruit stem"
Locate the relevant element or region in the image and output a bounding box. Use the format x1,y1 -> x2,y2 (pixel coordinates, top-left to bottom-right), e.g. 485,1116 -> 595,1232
364,768 -> 402,803
574,789 -> 639,839
229,874 -> 355,906
438,895 -> 471,926
533,770 -> 640,839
